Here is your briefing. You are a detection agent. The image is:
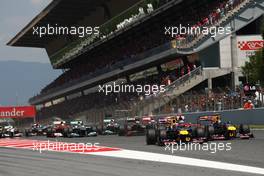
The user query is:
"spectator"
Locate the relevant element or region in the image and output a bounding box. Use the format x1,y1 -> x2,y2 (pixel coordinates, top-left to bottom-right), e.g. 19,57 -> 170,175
229,0 -> 234,9
243,100 -> 254,110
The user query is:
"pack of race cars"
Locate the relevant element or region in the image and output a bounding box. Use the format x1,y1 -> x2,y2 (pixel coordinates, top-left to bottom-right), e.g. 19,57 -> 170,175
0,114 -> 255,146
146,114 -> 254,146
40,119 -> 98,138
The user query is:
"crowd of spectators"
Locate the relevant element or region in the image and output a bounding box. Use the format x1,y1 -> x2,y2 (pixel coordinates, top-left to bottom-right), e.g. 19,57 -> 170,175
175,0 -> 248,46
168,86 -> 263,114
171,88 -> 243,113
38,83 -> 263,121
56,1 -> 159,64
40,0 -> 248,94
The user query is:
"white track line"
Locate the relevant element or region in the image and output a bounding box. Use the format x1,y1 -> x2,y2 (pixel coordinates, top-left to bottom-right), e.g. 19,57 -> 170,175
90,149 -> 264,175
251,129 -> 264,131
1,139 -> 264,175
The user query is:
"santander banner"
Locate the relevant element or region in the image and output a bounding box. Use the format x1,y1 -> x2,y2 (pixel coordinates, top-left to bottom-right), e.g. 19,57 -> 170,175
0,106 -> 36,118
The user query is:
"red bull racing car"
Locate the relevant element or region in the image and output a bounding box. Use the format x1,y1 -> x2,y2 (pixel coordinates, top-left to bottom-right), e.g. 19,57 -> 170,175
146,115 -> 207,146
197,114 -> 254,140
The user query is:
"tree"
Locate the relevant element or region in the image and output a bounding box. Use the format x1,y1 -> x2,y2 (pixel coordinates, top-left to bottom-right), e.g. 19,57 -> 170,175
242,19 -> 264,86
242,49 -> 264,85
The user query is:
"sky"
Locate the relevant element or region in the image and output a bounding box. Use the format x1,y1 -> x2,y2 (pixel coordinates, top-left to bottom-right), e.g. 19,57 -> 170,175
0,0 -> 61,106
0,0 -> 52,63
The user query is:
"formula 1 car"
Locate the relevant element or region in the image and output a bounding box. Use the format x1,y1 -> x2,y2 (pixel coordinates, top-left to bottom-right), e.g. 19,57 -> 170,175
63,120 -> 98,137
100,119 -> 119,135
146,116 -> 206,146
197,114 -> 254,140
141,116 -> 156,129
0,123 -> 23,138
24,123 -> 48,137
85,126 -> 98,137
118,117 -> 146,136
46,120 -> 69,137
63,120 -> 87,137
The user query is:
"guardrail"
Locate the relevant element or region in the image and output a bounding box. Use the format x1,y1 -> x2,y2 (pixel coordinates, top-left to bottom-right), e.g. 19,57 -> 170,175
165,66 -> 202,92
133,66 -> 203,115
142,66 -> 203,105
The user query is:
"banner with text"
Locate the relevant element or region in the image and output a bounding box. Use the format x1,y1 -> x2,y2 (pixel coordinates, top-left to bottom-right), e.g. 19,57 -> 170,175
237,35 -> 264,67
0,106 -> 36,118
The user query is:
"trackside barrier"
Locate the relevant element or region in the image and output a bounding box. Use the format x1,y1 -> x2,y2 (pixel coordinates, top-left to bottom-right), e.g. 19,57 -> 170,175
159,108 -> 264,125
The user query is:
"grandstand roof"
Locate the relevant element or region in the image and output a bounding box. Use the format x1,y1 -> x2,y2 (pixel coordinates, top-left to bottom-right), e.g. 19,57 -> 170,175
7,0 -> 105,48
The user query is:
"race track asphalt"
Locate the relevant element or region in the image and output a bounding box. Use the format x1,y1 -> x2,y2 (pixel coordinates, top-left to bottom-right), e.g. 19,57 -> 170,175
0,130 -> 263,176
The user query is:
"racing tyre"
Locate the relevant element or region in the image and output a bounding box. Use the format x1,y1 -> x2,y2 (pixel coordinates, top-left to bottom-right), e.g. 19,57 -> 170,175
196,127 -> 205,138
66,132 -> 72,138
10,132 -> 14,138
146,129 -> 156,145
84,130 -> 88,137
46,128 -> 54,138
64,128 -> 72,138
239,124 -> 250,134
191,126 -> 197,137
24,129 -> 29,137
118,125 -> 125,136
157,129 -> 166,146
205,126 -> 214,140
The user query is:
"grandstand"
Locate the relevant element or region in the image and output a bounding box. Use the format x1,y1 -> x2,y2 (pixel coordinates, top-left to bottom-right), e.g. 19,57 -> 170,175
8,0 -> 264,124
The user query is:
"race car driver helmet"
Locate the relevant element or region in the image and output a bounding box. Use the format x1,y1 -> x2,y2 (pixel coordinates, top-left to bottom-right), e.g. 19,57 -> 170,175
179,115 -> 185,123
